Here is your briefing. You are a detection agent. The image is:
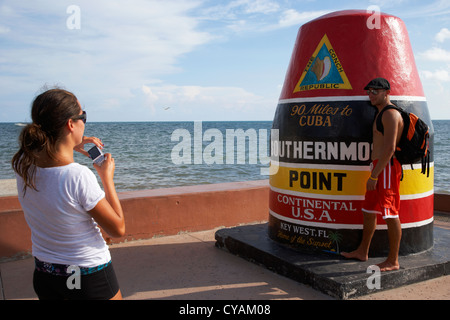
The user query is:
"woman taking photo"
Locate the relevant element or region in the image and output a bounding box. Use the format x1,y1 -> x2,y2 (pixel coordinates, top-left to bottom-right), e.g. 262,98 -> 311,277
12,88 -> 125,300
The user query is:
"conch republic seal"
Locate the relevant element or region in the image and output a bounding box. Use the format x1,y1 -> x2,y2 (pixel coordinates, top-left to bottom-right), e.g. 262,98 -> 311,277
269,10 -> 434,256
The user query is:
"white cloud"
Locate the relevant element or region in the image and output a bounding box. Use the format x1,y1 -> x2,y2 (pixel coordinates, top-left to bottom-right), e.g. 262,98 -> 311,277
0,25 -> 10,34
277,9 -> 330,29
206,0 -> 279,17
0,0 -> 214,119
227,19 -> 248,32
420,47 -> 450,62
142,84 -> 261,109
141,84 -> 276,120
397,0 -> 450,19
200,2 -> 329,34
240,0 -> 280,14
435,28 -> 450,43
422,78 -> 450,119
199,0 -> 279,25
421,69 -> 450,82
1,1 -> 212,71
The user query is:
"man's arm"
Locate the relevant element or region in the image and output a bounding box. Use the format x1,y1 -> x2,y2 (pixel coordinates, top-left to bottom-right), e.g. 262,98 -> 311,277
367,109 -> 402,190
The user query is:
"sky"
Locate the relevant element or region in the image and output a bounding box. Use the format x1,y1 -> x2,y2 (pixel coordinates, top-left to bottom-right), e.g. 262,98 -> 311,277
0,0 -> 449,122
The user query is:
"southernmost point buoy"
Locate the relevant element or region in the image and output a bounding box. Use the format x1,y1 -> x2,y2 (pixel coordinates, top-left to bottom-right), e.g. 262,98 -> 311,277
269,10 -> 434,256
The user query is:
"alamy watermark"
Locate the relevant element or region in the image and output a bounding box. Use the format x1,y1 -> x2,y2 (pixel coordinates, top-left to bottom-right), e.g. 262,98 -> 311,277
66,265 -> 81,290
170,122 -> 279,176
366,5 -> 381,30
66,5 -> 81,30
366,265 -> 381,290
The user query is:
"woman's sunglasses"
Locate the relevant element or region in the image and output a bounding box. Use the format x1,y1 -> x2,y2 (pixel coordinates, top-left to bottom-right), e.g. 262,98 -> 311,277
73,111 -> 87,124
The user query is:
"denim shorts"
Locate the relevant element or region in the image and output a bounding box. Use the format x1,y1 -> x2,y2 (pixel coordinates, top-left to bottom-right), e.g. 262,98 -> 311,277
33,258 -> 120,300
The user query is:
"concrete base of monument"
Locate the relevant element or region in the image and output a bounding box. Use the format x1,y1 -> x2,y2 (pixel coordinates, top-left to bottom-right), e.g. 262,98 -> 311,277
214,222 -> 450,300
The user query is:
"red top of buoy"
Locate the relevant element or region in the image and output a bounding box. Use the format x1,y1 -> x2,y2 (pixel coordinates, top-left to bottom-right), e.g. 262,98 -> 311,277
279,10 -> 424,99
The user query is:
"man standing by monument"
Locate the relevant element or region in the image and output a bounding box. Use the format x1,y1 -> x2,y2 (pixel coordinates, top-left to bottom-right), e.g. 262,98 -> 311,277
342,78 -> 404,271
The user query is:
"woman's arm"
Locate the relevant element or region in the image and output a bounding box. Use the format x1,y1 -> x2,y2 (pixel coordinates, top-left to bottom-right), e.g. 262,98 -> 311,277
88,153 -> 125,238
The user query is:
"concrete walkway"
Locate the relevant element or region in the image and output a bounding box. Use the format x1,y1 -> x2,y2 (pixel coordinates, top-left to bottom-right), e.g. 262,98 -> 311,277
1,216 -> 449,300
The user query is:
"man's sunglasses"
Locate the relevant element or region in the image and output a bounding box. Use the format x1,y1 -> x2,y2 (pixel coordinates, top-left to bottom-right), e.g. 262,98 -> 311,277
73,111 -> 87,123
366,89 -> 384,95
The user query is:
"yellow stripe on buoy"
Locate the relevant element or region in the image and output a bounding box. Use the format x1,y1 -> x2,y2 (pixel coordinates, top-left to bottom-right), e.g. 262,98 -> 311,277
399,164 -> 434,196
270,163 -> 368,196
270,162 -> 434,197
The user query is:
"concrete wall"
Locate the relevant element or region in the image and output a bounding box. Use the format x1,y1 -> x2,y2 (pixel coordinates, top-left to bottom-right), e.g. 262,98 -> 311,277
1,180 -> 449,262
0,180 -> 270,261
434,193 -> 450,213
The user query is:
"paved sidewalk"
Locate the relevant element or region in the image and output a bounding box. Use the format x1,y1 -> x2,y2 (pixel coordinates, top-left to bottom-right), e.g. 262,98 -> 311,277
1,218 -> 449,300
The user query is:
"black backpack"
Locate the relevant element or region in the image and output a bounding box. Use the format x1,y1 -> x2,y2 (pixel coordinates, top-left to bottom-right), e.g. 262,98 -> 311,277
376,104 -> 431,178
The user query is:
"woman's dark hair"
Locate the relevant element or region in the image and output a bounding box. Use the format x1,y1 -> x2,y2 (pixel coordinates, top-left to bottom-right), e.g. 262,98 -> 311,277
12,88 -> 81,194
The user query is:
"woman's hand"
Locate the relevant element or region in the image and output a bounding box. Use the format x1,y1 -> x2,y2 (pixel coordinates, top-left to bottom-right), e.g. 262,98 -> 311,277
74,136 -> 104,157
93,153 -> 115,183
89,153 -> 124,238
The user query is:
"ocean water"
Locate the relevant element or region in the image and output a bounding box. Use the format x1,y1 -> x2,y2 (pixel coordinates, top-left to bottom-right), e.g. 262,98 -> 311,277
1,120 -> 449,194
0,121 -> 273,192
433,120 -> 450,194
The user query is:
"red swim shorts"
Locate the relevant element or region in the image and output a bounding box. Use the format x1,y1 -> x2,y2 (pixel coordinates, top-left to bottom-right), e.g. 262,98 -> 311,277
362,158 -> 402,219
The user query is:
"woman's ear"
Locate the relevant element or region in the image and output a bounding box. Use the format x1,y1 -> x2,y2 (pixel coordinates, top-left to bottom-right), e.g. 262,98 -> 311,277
66,118 -> 76,132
